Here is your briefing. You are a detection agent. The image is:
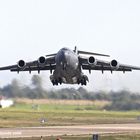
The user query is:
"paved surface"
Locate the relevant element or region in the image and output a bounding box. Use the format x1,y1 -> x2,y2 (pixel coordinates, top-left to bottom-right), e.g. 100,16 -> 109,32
0,124 -> 140,138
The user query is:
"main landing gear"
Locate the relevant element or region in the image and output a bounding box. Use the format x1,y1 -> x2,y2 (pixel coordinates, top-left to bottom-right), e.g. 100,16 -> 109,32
77,75 -> 89,86
51,77 -> 62,85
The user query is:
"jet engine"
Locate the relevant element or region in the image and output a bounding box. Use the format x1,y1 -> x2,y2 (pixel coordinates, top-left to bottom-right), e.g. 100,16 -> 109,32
110,59 -> 119,69
38,56 -> 46,65
88,56 -> 97,65
18,60 -> 26,68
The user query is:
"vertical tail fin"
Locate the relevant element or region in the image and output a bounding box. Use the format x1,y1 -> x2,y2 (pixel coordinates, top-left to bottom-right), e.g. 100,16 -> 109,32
74,46 -> 78,54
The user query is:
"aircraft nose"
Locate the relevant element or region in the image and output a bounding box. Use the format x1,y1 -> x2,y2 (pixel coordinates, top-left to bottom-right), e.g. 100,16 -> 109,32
61,51 -> 70,69
64,52 -> 69,59
61,51 -> 68,62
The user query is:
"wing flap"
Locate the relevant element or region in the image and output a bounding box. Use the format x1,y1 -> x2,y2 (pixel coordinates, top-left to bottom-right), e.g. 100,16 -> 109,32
10,64 -> 56,72
82,64 -> 132,72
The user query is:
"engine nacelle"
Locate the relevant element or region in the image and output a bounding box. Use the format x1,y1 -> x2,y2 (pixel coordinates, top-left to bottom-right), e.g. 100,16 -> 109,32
18,60 -> 26,68
38,56 -> 46,65
88,56 -> 97,65
110,59 -> 119,69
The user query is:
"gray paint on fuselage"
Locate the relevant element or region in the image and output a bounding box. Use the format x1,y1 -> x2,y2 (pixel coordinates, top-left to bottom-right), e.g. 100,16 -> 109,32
53,48 -> 81,84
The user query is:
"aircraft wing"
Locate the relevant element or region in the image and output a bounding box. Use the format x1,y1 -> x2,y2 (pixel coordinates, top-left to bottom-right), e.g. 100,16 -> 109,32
0,56 -> 56,73
80,56 -> 140,73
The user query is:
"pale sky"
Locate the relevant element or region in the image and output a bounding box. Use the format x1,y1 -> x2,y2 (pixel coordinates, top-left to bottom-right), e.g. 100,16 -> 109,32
0,0 -> 140,92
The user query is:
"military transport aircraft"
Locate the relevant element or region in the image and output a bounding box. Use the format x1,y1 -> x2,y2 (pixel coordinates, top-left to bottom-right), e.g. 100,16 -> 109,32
0,47 -> 140,86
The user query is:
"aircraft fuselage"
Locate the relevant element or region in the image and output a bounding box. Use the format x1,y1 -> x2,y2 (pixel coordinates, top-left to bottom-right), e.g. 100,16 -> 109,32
50,48 -> 88,85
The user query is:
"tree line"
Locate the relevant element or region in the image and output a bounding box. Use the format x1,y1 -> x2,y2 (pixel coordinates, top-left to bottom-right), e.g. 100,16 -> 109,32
0,75 -> 140,110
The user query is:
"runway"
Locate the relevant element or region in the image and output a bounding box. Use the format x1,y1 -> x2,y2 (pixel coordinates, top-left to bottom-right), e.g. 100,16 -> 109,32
0,124 -> 140,138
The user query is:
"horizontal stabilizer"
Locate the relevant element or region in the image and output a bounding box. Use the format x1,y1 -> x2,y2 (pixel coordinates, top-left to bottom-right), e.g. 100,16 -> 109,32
78,50 -> 110,57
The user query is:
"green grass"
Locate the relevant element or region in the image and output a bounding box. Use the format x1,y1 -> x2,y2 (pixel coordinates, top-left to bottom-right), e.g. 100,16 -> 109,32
0,101 -> 139,127
0,100 -> 140,139
46,133 -> 140,140
100,134 -> 140,140
0,133 -> 140,140
10,103 -> 99,111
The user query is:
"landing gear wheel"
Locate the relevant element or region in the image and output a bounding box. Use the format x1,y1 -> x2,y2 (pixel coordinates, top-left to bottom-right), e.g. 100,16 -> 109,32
52,79 -> 58,85
77,75 -> 88,86
52,78 -> 62,86
58,77 -> 62,85
81,78 -> 87,85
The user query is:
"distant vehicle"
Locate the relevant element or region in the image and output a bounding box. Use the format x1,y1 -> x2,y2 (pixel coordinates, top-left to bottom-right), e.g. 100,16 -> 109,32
0,47 -> 140,85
